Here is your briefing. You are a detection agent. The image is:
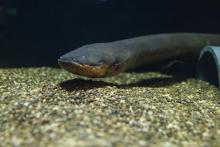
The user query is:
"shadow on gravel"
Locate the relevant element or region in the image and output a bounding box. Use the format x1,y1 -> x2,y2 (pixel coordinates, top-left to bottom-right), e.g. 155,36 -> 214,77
59,76 -> 186,92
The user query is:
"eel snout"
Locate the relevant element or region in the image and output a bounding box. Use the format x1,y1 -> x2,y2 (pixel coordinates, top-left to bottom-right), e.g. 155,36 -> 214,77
58,58 -> 110,77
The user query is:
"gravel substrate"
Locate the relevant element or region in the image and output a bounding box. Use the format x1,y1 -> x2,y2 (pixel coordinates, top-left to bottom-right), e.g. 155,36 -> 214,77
0,67 -> 220,147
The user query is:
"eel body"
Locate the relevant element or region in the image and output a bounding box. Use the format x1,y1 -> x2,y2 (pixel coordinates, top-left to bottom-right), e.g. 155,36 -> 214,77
58,33 -> 220,78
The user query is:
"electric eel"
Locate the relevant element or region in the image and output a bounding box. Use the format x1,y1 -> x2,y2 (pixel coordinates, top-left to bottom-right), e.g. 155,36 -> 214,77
58,33 -> 220,78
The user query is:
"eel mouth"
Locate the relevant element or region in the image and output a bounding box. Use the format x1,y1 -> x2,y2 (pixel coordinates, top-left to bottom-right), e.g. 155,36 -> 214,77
58,59 -> 110,78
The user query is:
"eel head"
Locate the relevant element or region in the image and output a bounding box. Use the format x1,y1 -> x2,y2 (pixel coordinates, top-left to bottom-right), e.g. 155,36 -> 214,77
58,43 -> 129,78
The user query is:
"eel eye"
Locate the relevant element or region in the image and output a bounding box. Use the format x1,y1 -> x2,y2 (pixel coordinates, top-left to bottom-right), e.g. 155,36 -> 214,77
71,56 -> 79,62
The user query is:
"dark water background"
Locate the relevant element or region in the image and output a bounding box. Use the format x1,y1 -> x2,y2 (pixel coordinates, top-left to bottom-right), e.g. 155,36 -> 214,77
0,0 -> 220,67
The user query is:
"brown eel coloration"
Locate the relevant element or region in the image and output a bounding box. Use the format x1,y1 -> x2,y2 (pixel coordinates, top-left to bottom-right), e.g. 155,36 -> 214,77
58,33 -> 220,78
